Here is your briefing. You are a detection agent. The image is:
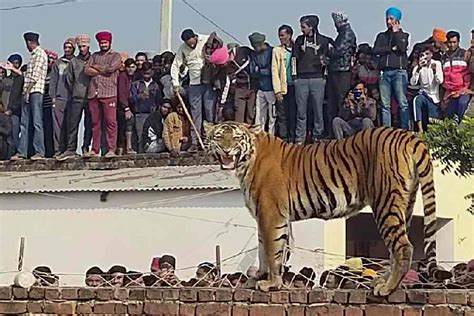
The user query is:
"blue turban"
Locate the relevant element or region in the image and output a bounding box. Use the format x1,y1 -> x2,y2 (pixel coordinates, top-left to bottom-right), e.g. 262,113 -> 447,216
385,7 -> 402,21
8,54 -> 22,65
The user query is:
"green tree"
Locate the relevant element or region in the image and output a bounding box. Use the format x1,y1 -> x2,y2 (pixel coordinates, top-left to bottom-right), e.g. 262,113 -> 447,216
423,117 -> 474,214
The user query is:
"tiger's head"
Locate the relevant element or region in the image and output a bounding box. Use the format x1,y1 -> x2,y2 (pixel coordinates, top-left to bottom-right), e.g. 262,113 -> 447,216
203,121 -> 261,171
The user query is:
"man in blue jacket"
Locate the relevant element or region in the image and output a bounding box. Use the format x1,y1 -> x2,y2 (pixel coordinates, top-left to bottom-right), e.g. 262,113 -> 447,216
373,7 -> 410,129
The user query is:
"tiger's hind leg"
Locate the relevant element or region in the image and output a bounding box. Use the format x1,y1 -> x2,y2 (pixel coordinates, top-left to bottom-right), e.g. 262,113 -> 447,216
372,193 -> 414,296
255,203 -> 289,292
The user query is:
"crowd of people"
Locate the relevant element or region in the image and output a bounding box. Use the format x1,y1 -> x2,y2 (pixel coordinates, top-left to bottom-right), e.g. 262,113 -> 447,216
26,255 -> 474,290
1,7 -> 473,161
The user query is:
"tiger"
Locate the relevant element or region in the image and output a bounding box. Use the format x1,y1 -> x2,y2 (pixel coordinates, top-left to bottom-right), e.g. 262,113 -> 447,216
203,121 -> 452,296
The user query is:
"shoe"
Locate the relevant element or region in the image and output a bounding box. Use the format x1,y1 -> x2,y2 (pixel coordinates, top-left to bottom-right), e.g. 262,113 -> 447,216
104,150 -> 117,159
53,152 -> 61,159
30,154 -> 45,161
125,148 -> 137,155
81,146 -> 89,155
188,144 -> 198,153
56,151 -> 76,161
10,155 -> 25,161
83,150 -> 99,158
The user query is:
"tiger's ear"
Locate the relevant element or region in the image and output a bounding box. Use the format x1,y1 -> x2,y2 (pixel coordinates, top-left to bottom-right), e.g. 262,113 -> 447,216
203,121 -> 215,135
247,124 -> 263,134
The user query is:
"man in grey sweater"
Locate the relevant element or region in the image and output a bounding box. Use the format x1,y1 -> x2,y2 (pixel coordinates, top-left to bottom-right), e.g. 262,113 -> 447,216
56,34 -> 92,161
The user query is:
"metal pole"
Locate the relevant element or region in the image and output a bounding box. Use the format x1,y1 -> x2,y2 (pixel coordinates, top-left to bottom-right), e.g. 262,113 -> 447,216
215,245 -> 221,279
176,92 -> 205,149
18,237 -> 25,271
160,0 -> 173,52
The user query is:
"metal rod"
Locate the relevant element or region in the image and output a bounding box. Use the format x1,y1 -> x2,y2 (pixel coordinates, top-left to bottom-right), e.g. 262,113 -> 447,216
18,237 -> 25,271
215,245 -> 221,279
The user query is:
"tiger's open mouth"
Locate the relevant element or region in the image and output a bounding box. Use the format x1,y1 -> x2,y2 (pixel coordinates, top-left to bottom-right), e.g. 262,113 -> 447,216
218,153 -> 239,170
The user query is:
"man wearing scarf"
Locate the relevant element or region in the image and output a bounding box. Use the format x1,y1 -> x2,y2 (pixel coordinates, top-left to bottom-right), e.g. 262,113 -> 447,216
373,7 -> 410,129
49,37 -> 76,156
293,15 -> 332,144
327,12 -> 357,138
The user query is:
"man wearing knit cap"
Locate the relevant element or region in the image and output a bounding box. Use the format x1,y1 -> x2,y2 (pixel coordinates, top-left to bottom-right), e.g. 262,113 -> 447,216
373,7 -> 410,129
49,37 -> 76,157
57,34 -> 92,161
84,31 -> 121,158
249,32 -> 276,134
293,15 -> 332,144
327,12 -> 356,137
11,32 -> 48,161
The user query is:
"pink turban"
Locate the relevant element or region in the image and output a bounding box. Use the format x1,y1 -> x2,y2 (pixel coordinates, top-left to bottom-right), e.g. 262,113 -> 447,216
210,47 -> 229,65
95,31 -> 112,43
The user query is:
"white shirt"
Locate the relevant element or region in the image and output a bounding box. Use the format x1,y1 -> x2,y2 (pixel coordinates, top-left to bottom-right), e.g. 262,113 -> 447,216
410,60 -> 444,103
170,34 -> 210,86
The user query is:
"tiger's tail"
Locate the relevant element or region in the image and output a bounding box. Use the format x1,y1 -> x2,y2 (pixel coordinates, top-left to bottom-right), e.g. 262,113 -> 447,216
415,141 -> 452,281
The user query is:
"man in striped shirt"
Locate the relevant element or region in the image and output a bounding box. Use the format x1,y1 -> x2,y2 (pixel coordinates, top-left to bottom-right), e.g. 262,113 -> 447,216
11,32 -> 48,161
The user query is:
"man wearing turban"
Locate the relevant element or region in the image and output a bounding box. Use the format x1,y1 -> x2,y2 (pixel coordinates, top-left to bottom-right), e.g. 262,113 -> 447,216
49,37 -> 76,157
373,7 -> 411,130
83,31 -> 122,158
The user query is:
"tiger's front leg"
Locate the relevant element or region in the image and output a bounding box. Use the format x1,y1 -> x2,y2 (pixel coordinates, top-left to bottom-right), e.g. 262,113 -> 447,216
255,202 -> 290,292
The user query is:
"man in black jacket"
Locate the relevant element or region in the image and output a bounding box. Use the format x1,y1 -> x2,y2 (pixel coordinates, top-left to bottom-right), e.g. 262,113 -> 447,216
293,15 -> 332,144
327,12 -> 357,137
373,7 -> 410,129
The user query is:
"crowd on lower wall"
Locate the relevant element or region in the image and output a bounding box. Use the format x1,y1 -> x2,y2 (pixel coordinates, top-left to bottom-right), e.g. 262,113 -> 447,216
1,7 -> 473,162
12,255 -> 474,290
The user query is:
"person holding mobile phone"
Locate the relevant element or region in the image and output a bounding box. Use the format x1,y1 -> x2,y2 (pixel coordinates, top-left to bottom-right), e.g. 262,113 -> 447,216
373,7 -> 410,130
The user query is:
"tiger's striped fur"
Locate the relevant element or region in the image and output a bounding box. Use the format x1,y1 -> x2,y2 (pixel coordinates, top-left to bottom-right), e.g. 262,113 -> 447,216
203,122 -> 451,296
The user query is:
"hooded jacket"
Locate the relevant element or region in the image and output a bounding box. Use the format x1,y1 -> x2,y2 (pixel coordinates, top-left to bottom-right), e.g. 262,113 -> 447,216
373,29 -> 409,70
328,23 -> 357,72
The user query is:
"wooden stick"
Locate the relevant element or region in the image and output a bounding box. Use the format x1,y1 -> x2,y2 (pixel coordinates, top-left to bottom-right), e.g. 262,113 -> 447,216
215,245 -> 222,279
176,92 -> 205,150
18,237 -> 25,271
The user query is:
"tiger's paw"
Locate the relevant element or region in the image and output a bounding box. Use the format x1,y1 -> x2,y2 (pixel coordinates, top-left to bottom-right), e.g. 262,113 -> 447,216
256,279 -> 282,292
373,281 -> 393,297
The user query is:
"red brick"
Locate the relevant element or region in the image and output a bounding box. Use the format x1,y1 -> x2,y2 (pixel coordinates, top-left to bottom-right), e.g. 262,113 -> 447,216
271,291 -> 289,304
129,288 -> 146,300
180,288 -> 198,302
333,290 -> 349,303
447,291 -> 467,305
12,286 -> 28,299
78,287 -> 96,299
114,287 -> 129,300
423,305 -> 456,316
0,286 -> 12,300
388,290 -> 406,303
234,289 -> 252,302
306,304 -> 343,316
28,286 -> 45,299
44,302 -> 77,314
403,307 -> 422,316
232,304 -> 250,316
61,287 -> 79,299
77,302 -> 93,314
96,287 -> 114,300
115,302 -> 127,314
93,302 -> 115,314
197,289 -> 215,302
44,287 -> 61,300
345,306 -> 363,316
428,290 -> 447,304
27,301 -> 43,313
179,303 -> 196,315
216,289 -> 233,302
127,301 -> 143,314
366,305 -> 402,316
251,291 -> 270,303
348,290 -> 367,304
0,302 -> 27,314
146,288 -> 163,300
407,290 -> 427,304
162,288 -> 180,300
290,290 -> 307,303
249,304 -> 285,316
286,305 -> 305,316
195,303 -> 230,316
144,301 -> 179,315
309,289 -> 332,303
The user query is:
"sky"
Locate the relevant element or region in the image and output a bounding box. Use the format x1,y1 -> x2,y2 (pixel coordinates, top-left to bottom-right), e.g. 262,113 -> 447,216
0,0 -> 473,61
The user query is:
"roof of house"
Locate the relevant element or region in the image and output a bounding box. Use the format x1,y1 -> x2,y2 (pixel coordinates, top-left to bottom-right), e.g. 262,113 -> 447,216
0,165 -> 240,195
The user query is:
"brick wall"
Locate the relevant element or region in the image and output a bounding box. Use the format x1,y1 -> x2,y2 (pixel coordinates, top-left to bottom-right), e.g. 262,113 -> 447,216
0,152 -> 217,172
0,286 -> 472,315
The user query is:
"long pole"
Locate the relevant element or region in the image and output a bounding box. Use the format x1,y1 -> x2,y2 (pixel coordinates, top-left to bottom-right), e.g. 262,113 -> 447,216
160,0 -> 172,53
176,92 -> 205,149
18,237 -> 25,271
215,245 -> 221,279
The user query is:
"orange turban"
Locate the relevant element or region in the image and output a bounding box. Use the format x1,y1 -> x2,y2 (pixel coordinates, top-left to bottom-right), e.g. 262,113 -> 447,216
432,28 -> 447,43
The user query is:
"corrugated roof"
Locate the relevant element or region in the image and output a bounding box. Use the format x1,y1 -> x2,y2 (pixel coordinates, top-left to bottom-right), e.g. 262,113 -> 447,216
0,165 -> 240,194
